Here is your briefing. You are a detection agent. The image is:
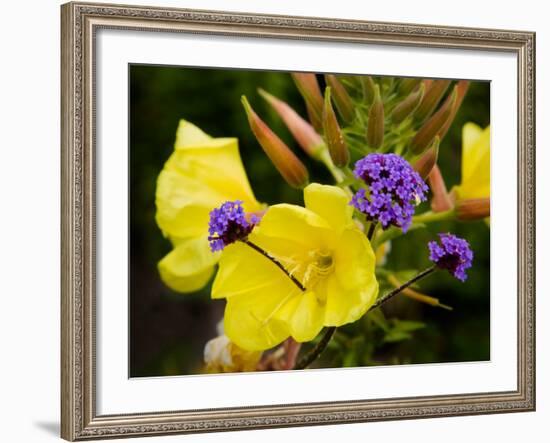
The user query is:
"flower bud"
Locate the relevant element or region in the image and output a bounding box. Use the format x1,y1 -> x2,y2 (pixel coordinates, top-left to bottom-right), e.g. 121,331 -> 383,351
456,198 -> 490,220
324,74 -> 355,123
413,136 -> 439,179
399,78 -> 421,95
305,102 -> 323,133
361,76 -> 376,104
291,73 -> 324,127
438,80 -> 470,141
428,165 -> 454,213
414,79 -> 451,122
366,85 -> 384,149
258,88 -> 324,159
323,87 -> 349,167
241,96 -> 309,189
391,83 -> 426,125
410,87 -> 457,155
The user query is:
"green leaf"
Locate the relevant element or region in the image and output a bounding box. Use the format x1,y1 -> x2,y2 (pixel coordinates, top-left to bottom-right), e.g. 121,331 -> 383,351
367,308 -> 389,332
391,319 -> 426,332
383,330 -> 412,343
343,350 -> 358,367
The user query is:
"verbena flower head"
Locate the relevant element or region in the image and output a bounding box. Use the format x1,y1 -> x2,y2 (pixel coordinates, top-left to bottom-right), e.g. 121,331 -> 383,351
208,200 -> 258,252
350,153 -> 429,232
428,233 -> 474,282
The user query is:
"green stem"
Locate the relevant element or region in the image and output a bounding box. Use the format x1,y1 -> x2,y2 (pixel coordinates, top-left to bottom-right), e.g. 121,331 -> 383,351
294,326 -> 336,370
412,209 -> 456,224
367,223 -> 377,241
370,265 -> 437,310
318,149 -> 346,183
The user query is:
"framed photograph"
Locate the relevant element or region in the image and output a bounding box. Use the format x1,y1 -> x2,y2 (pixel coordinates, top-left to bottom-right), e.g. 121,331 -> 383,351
61,1 -> 535,440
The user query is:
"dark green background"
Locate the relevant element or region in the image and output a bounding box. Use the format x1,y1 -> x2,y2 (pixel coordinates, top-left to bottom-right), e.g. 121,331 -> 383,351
129,65 -> 490,377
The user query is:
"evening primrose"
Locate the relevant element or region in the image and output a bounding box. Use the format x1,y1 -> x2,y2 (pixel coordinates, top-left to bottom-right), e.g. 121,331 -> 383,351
211,183 -> 379,352
454,122 -> 490,201
155,120 -> 263,293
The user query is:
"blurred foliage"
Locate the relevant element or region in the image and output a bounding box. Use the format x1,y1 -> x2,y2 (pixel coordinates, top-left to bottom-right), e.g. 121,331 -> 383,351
130,65 -> 490,377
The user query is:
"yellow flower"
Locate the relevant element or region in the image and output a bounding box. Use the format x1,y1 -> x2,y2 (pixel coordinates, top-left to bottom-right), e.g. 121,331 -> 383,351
204,334 -> 262,373
212,183 -> 379,351
156,120 -> 262,293
454,122 -> 490,200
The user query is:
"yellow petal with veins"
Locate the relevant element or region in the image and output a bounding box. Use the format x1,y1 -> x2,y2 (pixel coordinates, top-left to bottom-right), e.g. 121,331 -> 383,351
158,237 -> 219,293
255,204 -> 334,251
304,183 -> 353,233
278,290 -> 325,342
174,118 -> 211,147
212,241 -> 302,301
455,123 -> 490,200
325,229 -> 378,325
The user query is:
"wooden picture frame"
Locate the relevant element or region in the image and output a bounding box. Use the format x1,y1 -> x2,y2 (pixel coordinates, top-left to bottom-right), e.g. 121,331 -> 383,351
61,2 -> 535,440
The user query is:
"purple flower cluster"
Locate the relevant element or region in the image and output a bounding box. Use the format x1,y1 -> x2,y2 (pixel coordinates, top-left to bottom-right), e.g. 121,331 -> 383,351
428,233 -> 474,282
350,153 -> 428,231
208,201 -> 258,252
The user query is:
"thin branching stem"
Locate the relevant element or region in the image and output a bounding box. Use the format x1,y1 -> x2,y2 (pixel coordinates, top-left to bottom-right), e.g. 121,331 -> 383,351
243,240 -> 306,292
293,265 -> 438,370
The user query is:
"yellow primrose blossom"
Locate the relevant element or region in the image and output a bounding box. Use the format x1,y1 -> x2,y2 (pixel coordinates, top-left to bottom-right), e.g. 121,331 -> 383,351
212,183 -> 379,351
204,334 -> 262,373
453,122 -> 490,200
156,120 -> 262,293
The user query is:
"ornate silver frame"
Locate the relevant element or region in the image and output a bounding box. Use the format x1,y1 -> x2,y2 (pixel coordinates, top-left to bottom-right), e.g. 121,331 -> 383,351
61,1 -> 536,440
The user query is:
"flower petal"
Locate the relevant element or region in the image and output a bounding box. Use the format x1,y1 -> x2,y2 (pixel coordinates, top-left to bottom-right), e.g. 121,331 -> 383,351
303,183 -> 353,232
212,241 -> 301,300
458,123 -> 490,199
256,203 -> 333,251
278,291 -> 325,342
166,138 -> 260,209
158,236 -> 219,293
224,296 -> 290,351
324,229 -> 378,326
174,119 -> 212,147
213,242 -> 305,351
156,137 -> 261,239
155,170 -> 216,238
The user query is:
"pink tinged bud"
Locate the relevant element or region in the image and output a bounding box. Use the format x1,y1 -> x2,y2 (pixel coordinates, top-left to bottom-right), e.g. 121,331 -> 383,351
361,76 -> 376,104
399,78 -> 422,95
323,87 -> 350,167
410,86 -> 457,155
414,79 -> 452,122
391,83 -> 426,125
241,96 -> 309,189
258,88 -> 324,159
305,102 -> 323,133
428,165 -> 454,213
413,136 -> 439,179
324,74 -> 355,123
366,84 -> 385,149
291,73 -> 324,128
456,198 -> 490,221
437,80 -> 470,141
